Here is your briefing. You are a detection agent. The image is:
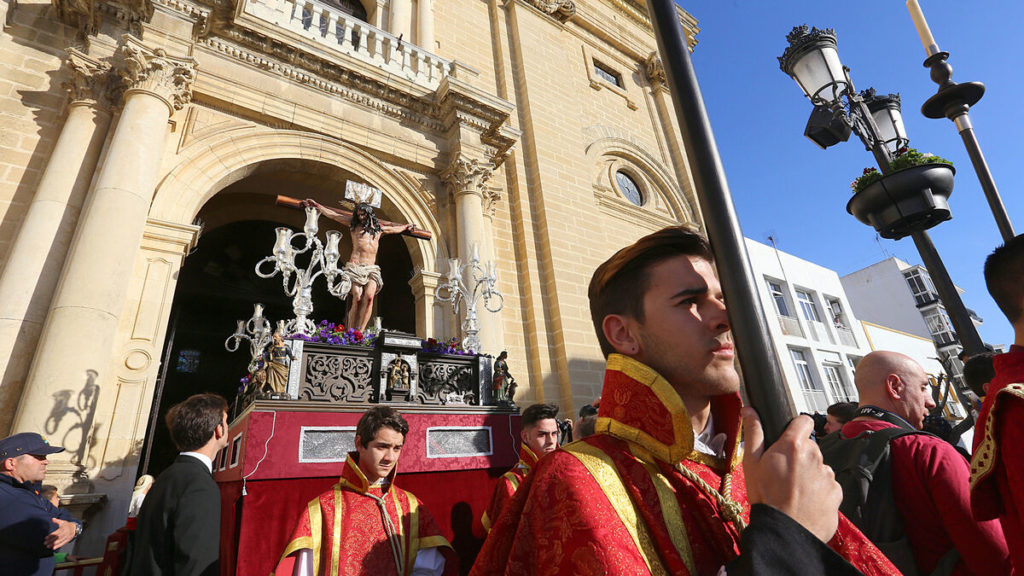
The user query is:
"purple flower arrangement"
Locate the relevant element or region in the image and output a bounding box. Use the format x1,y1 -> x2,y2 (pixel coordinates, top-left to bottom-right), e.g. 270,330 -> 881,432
420,337 -> 474,356
288,319 -> 378,347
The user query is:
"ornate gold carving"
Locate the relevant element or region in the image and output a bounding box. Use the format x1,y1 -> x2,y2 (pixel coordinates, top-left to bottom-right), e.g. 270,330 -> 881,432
644,52 -> 666,87
523,0 -> 575,23
441,155 -> 494,202
63,49 -> 117,108
117,36 -> 198,113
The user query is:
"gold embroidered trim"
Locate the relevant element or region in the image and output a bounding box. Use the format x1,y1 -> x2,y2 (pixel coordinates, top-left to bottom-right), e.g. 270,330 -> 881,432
970,383 -> 1024,490
564,441 -> 667,576
629,445 -> 697,575
331,485 -> 344,576
405,491 -> 418,576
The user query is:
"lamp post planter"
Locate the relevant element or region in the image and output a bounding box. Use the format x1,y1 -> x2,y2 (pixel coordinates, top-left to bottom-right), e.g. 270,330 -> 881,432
847,162 -> 955,241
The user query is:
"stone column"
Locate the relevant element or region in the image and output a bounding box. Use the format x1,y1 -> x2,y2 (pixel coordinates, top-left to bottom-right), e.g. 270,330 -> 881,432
441,155 -> 502,355
11,37 -> 196,461
389,0 -> 412,41
408,269 -> 442,338
416,0 -> 433,49
0,50 -> 115,435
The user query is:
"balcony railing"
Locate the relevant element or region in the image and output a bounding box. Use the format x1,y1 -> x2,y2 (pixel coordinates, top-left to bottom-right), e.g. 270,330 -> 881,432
835,325 -> 857,347
802,389 -> 829,413
777,314 -> 803,337
239,0 -> 454,90
806,320 -> 835,344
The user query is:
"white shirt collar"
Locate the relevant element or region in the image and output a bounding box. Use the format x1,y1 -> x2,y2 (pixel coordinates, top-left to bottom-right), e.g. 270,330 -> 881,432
693,412 -> 728,459
180,452 -> 213,473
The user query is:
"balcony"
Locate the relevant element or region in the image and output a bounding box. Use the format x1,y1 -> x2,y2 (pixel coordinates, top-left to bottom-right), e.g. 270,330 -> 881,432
777,314 -> 803,337
802,389 -> 829,413
835,325 -> 857,348
805,320 -> 835,345
236,0 -> 454,90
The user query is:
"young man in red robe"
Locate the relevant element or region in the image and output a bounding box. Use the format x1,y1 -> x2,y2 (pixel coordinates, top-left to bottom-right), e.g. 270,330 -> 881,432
471,227 -> 897,575
972,234 -> 1024,571
481,403 -> 559,532
274,406 -> 456,576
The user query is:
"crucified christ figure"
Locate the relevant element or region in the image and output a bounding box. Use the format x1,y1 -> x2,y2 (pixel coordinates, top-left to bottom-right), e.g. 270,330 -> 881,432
301,199 -> 417,331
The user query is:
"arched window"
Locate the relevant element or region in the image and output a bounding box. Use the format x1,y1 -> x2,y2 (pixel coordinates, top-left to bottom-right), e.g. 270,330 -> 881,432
615,170 -> 644,206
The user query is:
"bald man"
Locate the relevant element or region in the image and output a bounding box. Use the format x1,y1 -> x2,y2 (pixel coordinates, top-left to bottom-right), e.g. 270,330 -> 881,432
840,351 -> 1010,575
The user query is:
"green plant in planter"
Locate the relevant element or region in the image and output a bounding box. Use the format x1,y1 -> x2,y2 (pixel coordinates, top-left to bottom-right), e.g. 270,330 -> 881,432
850,147 -> 954,194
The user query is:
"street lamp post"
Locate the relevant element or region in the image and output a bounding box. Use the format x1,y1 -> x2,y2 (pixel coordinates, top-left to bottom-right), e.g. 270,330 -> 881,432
779,25 -> 985,412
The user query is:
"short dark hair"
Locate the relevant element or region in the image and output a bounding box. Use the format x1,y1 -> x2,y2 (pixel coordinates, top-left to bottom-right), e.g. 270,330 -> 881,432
985,234 -> 1024,323
963,352 -> 996,397
826,401 -> 858,424
165,394 -> 228,452
522,403 -> 559,428
588,226 -> 713,357
356,406 -> 409,445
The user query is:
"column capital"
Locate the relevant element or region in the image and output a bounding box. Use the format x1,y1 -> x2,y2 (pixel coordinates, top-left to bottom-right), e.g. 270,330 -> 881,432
116,36 -> 198,114
520,0 -> 575,22
64,49 -> 117,110
482,185 -> 503,220
408,268 -> 443,292
441,154 -> 494,201
644,52 -> 666,88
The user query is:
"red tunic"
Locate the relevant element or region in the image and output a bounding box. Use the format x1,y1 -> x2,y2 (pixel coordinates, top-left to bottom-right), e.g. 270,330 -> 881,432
843,420 -> 1011,575
481,444 -> 537,533
274,452 -> 456,576
471,354 -> 897,575
971,345 -> 1024,572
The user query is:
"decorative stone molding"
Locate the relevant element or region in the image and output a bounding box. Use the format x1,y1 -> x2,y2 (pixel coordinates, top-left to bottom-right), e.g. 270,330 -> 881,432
436,76 -> 519,167
117,36 -> 197,113
523,0 -> 575,23
482,185 -> 503,219
644,52 -> 666,87
64,49 -> 118,109
51,0 -> 100,37
441,155 -> 494,201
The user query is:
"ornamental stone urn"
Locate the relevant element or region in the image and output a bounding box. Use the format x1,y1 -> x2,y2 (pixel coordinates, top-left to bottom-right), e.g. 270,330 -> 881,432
846,163 -> 955,240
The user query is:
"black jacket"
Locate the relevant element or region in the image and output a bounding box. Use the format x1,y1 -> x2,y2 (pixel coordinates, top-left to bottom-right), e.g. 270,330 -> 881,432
124,454 -> 220,576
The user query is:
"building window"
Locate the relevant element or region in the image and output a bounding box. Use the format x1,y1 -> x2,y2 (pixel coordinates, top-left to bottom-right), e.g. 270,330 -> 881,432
791,349 -> 817,392
923,309 -> 957,346
904,267 -> 939,306
767,281 -> 792,317
615,171 -> 644,206
594,61 -> 623,87
795,290 -> 821,323
176,349 -> 201,373
823,364 -> 851,401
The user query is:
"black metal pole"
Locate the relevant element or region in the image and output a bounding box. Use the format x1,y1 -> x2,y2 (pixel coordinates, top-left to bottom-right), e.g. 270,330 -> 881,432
954,117 -> 1015,241
646,0 -> 791,443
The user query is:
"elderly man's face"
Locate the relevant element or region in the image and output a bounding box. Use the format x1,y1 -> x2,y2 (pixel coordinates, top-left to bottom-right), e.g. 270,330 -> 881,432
5,453 -> 49,484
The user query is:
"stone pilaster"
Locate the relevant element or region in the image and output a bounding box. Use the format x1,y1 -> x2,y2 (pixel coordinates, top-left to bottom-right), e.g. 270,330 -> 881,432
0,49 -> 116,435
389,0 -> 412,41
12,36 -> 196,503
408,269 -> 443,339
416,0 -> 434,49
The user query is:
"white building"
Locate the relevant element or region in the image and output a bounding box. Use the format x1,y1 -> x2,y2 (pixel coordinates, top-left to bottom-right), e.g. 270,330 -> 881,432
840,258 -> 985,388
745,238 -> 871,414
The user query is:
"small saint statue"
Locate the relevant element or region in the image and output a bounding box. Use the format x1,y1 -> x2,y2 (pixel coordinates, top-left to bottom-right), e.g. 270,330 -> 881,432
492,351 -> 516,405
264,331 -> 295,396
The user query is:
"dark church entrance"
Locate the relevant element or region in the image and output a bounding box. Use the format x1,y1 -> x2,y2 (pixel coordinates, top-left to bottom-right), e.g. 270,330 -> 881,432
139,204 -> 416,478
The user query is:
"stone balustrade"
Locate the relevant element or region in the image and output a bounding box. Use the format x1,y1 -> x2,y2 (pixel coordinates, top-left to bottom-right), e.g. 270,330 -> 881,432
240,0 -> 453,89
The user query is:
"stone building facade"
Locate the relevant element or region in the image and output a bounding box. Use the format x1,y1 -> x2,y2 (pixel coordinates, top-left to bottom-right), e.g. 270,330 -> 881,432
0,0 -> 701,551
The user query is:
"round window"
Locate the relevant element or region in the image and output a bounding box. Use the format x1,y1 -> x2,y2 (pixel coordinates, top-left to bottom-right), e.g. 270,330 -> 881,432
615,171 -> 644,206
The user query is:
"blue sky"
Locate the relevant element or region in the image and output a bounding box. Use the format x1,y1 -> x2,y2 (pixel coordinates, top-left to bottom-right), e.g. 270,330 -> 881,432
682,0 -> 1024,348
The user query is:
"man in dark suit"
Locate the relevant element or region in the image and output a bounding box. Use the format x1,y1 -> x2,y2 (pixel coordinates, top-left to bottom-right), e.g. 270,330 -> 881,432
125,393 -> 229,576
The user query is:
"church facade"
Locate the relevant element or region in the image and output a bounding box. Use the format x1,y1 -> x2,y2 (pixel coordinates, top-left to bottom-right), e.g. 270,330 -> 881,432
0,0 -> 701,551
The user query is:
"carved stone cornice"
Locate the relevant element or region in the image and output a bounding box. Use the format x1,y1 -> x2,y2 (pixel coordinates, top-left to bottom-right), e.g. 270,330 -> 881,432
522,0 -> 575,23
644,52 -> 666,87
441,155 -> 495,203
436,77 -> 520,168
117,36 -> 197,113
481,185 -> 503,219
51,0 -> 100,37
63,49 -> 118,109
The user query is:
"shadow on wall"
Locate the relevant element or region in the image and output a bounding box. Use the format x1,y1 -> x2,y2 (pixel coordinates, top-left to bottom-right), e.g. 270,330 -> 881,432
46,368 -> 101,470
450,500 -> 483,575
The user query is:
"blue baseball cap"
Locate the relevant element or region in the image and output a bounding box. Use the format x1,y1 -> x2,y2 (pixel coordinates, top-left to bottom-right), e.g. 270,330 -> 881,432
0,433 -> 65,459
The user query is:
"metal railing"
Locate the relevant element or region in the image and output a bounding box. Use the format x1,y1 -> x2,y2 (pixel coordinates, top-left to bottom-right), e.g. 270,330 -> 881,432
239,0 -> 454,89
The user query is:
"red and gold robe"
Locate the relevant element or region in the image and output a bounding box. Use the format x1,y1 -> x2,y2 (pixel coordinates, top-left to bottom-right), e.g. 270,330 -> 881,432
971,345 -> 1024,571
470,354 -> 897,575
481,444 -> 538,533
274,452 -> 456,576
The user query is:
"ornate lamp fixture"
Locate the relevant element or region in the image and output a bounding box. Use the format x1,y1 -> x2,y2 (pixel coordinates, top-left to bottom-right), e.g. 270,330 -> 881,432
224,304 -> 284,371
435,246 -> 504,353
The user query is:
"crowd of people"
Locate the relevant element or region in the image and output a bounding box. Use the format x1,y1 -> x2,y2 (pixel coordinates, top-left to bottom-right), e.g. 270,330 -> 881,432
3,227 -> 1024,575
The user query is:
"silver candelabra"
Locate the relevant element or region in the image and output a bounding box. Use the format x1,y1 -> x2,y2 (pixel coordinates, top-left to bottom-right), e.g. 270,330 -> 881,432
224,304 -> 284,372
255,207 -> 350,335
435,246 -> 504,352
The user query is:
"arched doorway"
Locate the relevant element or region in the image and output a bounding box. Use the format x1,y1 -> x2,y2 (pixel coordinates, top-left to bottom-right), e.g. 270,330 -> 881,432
139,161 -> 417,476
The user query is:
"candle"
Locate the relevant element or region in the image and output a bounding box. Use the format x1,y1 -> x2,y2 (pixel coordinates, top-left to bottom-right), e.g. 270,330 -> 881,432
906,0 -> 940,57
472,243 -> 480,262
